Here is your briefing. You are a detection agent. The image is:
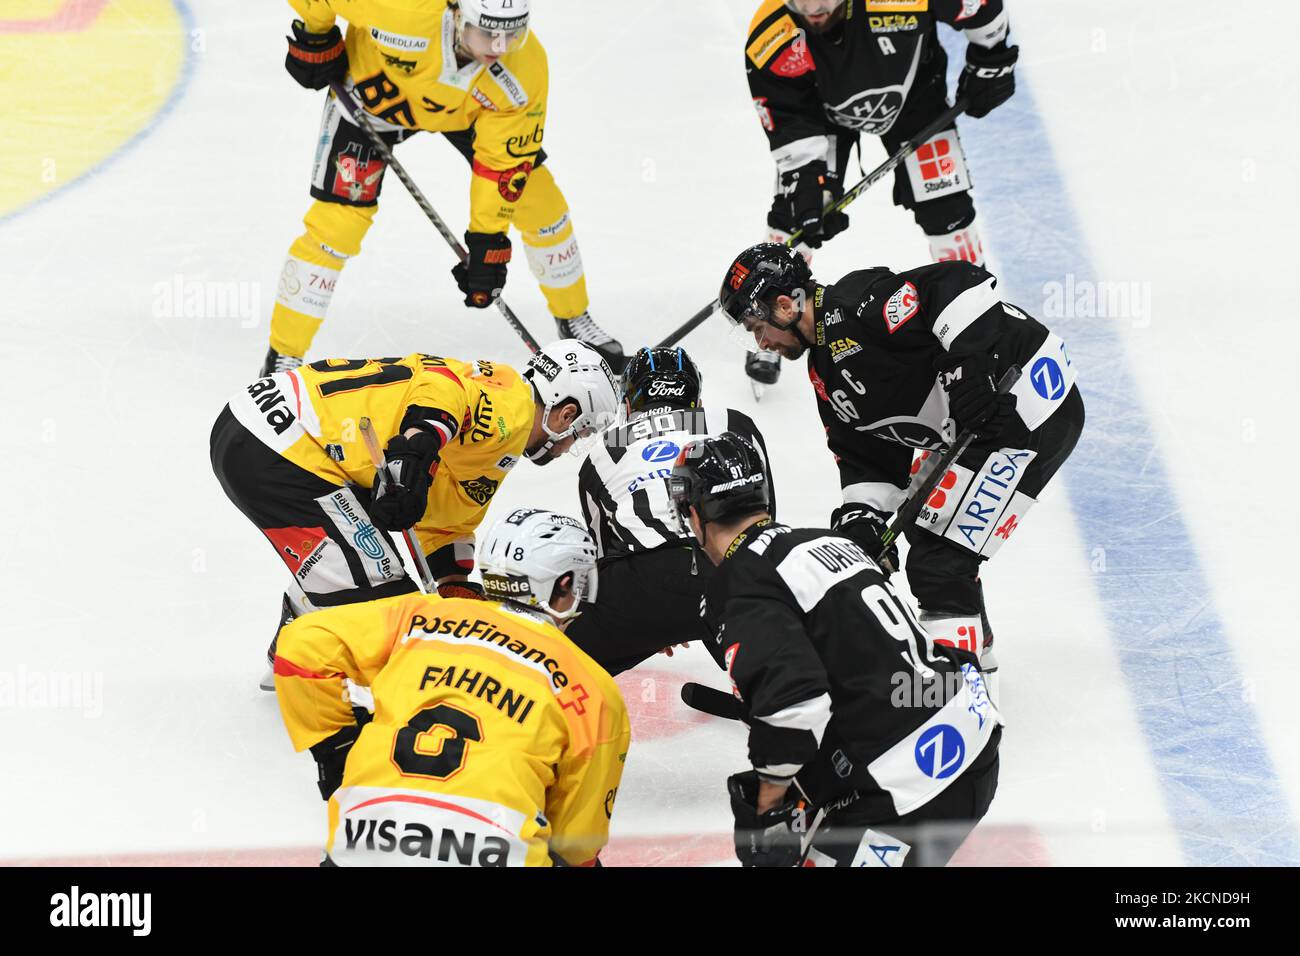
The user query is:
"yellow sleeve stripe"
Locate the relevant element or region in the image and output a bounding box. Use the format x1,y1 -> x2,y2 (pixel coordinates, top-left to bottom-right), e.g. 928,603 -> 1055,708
746,14 -> 799,69
865,0 -> 929,12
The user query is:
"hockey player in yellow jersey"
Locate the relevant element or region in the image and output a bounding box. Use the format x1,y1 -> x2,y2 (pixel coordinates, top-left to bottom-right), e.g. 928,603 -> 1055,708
274,507 -> 630,866
210,339 -> 620,683
265,0 -> 627,377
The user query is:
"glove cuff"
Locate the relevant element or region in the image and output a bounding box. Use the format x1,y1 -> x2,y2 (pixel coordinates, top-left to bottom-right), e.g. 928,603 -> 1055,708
289,20 -> 345,59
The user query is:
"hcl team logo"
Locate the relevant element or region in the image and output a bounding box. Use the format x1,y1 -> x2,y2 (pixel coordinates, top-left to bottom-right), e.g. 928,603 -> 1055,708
642,440 -> 680,463
915,724 -> 965,779
1030,356 -> 1066,400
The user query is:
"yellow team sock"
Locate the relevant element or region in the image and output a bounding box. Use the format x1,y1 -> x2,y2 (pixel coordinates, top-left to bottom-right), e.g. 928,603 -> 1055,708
514,166 -> 589,321
269,200 -> 378,357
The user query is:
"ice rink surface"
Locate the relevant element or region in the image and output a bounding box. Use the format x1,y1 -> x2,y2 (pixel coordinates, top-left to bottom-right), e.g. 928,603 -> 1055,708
1,1 -> 1296,866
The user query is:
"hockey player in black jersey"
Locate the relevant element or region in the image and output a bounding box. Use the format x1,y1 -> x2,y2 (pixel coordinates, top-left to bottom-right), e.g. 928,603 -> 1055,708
743,0 -> 1017,388
718,242 -> 1084,666
670,432 -> 1002,866
567,347 -> 775,675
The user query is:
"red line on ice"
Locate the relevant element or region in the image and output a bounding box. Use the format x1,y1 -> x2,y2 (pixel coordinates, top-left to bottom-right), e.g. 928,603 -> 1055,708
0,0 -> 111,34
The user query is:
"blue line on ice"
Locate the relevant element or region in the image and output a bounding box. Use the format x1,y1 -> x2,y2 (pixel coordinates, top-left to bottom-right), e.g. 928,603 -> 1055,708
951,41 -> 1299,864
0,0 -> 198,228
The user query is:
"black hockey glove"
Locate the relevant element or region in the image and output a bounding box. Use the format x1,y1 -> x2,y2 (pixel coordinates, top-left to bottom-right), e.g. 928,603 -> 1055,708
369,431 -> 441,532
285,20 -> 348,91
943,355 -> 1018,438
745,349 -> 782,386
958,42 -> 1019,119
452,231 -> 512,308
309,724 -> 361,801
768,160 -> 850,250
831,503 -> 898,574
728,771 -> 807,867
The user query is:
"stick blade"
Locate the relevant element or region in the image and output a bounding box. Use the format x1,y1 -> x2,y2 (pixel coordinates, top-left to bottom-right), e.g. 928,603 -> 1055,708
681,682 -> 745,721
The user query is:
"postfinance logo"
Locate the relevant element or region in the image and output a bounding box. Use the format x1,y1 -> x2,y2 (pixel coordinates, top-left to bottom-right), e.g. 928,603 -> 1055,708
0,0 -> 188,219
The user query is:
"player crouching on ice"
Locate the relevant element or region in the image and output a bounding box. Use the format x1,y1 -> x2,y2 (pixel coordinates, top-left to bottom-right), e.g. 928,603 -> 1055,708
670,433 -> 1002,867
718,243 -> 1084,669
567,346 -> 776,675
209,340 -> 620,687
272,508 -> 630,867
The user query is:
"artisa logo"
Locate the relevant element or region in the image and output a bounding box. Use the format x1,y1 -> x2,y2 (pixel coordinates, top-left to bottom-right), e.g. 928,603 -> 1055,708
50,886 -> 151,936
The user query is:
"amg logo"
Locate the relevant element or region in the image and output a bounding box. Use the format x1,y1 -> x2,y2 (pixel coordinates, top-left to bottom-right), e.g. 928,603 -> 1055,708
343,818 -> 513,866
49,886 -> 151,936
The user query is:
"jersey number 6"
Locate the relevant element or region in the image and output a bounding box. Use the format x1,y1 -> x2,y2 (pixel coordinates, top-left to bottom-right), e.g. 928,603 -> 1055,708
391,702 -> 483,780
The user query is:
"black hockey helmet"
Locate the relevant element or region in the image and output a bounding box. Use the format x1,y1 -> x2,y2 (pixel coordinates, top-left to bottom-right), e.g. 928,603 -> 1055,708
621,346 -> 703,413
718,242 -> 812,331
669,432 -> 770,525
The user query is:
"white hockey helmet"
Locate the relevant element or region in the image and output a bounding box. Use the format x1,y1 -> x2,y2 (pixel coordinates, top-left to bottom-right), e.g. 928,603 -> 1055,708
522,339 -> 621,461
478,508 -> 598,621
455,0 -> 530,57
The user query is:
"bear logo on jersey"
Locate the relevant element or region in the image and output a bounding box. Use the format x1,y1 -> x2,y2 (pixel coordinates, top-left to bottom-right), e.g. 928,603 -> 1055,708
460,476 -> 500,506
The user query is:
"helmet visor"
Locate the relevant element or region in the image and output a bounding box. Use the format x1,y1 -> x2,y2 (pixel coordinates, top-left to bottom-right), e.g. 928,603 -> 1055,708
462,22 -> 529,57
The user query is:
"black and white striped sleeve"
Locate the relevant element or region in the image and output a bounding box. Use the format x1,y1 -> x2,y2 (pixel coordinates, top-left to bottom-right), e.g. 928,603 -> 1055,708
906,260 -> 1006,355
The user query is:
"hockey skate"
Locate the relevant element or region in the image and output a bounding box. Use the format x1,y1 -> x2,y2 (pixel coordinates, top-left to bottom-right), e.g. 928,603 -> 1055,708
745,349 -> 781,401
259,347 -> 304,379
555,312 -> 627,374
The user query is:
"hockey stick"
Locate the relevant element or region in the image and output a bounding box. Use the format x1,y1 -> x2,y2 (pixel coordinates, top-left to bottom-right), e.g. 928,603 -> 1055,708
328,82 -> 541,354
655,100 -> 968,349
681,681 -> 745,721
682,682 -> 831,865
358,417 -> 436,592
876,365 -> 1021,571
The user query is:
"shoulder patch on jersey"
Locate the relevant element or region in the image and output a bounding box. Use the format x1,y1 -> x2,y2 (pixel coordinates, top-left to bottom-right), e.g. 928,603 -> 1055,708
369,26 -> 430,52
747,14 -> 800,69
771,40 -> 814,77
866,0 -> 929,11
487,61 -> 529,108
829,337 -> 862,363
883,281 -> 920,334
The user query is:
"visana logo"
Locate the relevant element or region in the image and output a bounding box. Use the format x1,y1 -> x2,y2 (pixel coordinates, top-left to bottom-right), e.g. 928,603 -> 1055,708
50,886 -> 151,936
343,818 -> 513,866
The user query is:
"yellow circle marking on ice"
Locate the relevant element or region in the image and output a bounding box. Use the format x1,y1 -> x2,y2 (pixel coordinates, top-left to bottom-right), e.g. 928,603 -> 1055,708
0,0 -> 187,219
